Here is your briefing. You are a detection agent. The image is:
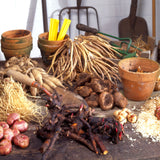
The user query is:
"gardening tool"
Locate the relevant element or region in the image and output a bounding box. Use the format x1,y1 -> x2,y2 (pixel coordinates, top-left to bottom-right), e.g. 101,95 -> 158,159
119,0 -> 148,42
59,0 -> 99,37
76,23 -> 141,58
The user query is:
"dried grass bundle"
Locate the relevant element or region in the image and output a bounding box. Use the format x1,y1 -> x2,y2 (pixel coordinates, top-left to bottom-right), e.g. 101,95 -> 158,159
0,78 -> 48,124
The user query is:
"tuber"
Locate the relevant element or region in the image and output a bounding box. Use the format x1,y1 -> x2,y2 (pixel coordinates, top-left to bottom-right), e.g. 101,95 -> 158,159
76,72 -> 91,86
13,134 -> 30,148
90,78 -> 111,93
12,120 -> 28,132
76,86 -> 93,97
113,91 -> 128,108
7,113 -> 20,126
0,139 -> 12,155
85,92 -> 99,108
99,92 -> 114,111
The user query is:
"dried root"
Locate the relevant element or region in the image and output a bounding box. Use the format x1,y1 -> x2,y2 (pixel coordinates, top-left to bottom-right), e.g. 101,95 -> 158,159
48,35 -> 122,85
3,57 -> 65,96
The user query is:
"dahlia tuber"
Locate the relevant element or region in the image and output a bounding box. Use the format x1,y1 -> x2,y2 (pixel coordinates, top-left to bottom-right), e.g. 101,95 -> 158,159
85,92 -> 99,108
76,86 -> 93,97
113,91 -> 128,108
90,78 -> 111,93
99,92 -> 114,111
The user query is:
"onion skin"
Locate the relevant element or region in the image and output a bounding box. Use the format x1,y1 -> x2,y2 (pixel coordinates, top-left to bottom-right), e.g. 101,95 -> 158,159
7,113 -> 20,126
13,134 -> 29,148
0,126 -> 3,140
3,128 -> 14,141
0,122 -> 9,130
12,120 -> 28,132
0,139 -> 12,155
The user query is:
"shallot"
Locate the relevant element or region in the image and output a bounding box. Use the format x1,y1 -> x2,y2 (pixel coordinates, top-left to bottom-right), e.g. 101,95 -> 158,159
13,134 -> 29,148
7,113 -> 20,125
0,126 -> 3,140
0,121 -> 9,130
12,120 -> 28,132
3,128 -> 14,141
0,139 -> 12,155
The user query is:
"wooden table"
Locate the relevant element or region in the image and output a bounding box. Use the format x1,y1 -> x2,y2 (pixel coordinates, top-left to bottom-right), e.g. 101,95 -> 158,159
0,59 -> 160,160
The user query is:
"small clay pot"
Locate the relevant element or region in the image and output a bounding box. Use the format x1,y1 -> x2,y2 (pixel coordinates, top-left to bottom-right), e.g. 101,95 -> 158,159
2,45 -> 32,60
1,29 -> 32,60
1,30 -> 31,43
118,57 -> 160,101
38,32 -> 69,65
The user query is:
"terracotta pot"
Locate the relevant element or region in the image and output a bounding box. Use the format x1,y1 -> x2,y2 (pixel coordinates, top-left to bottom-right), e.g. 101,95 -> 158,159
118,57 -> 160,101
2,45 -> 32,60
1,30 -> 31,43
1,29 -> 32,60
1,38 -> 32,49
38,32 -> 69,65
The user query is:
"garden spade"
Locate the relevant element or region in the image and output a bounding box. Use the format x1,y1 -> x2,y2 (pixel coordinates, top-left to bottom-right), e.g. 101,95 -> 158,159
118,0 -> 148,42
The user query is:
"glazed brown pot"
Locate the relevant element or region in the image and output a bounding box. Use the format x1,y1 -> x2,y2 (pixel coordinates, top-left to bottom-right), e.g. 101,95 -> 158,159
38,32 -> 69,65
1,29 -> 32,60
118,57 -> 160,101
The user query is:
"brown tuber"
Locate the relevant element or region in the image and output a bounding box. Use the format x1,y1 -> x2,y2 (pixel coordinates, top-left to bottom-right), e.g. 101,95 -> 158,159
90,78 -> 111,93
76,86 -> 93,97
85,92 -> 99,108
99,92 -> 114,111
113,91 -> 128,108
76,72 -> 91,86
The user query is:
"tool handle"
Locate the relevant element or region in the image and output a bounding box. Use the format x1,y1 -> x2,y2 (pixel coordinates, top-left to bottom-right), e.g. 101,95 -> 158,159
76,24 -> 98,34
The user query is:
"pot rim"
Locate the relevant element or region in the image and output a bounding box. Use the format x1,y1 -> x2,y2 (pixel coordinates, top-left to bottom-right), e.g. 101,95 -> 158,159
1,29 -> 31,40
118,57 -> 160,76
